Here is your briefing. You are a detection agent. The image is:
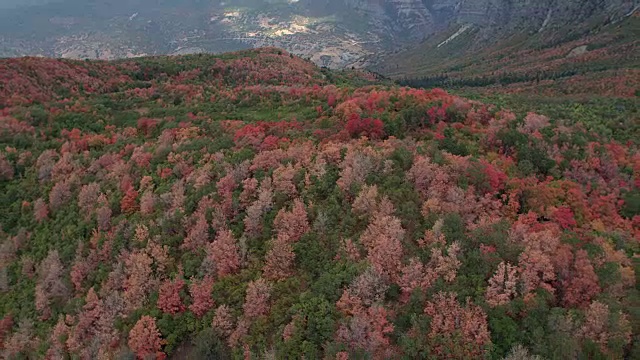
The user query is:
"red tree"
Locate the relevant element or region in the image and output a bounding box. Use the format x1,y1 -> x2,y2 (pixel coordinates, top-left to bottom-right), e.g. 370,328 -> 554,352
188,277 -> 215,317
243,278 -> 272,318
424,292 -> 491,358
346,113 -> 385,139
66,287 -> 103,354
77,183 -> 101,219
0,154 -> 14,180
0,315 -> 13,350
47,315 -> 69,359
182,213 -> 209,251
336,306 -> 395,357
273,198 -> 310,242
208,229 -> 241,278
360,213 -> 405,281
49,180 -> 71,212
128,316 -> 166,360
157,277 -> 186,315
263,234 -> 296,281
137,118 -> 159,136
140,189 -> 156,216
485,261 -> 518,307
212,305 -> 235,337
552,206 -> 577,229
123,251 -> 155,311
120,187 -> 139,215
96,194 -> 112,231
33,198 -> 48,223
562,250 -> 600,308
35,250 -> 69,320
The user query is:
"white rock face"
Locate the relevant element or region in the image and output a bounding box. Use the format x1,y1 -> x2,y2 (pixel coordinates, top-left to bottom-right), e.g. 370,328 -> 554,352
387,0 -> 434,38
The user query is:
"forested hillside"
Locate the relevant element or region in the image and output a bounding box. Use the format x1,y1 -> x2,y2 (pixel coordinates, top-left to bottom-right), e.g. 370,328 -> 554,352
0,48 -> 638,359
380,14 -> 639,96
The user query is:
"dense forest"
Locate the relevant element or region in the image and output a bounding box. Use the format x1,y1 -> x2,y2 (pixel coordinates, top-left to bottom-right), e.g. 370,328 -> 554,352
0,48 -> 638,359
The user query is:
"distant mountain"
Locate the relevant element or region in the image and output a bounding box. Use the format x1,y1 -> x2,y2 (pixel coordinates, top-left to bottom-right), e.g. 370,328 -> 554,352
371,0 -> 639,96
0,0 -> 447,68
0,0 -> 637,71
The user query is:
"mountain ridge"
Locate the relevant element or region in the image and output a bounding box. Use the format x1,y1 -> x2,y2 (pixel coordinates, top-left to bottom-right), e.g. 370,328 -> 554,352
1,0 -> 637,71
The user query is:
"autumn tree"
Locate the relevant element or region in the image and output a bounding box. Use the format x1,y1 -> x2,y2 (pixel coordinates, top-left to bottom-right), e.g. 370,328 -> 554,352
345,113 -> 385,139
427,242 -> 462,283
360,212 -> 405,281
0,315 -> 13,351
120,186 -> 139,215
36,149 -> 57,182
239,177 -> 259,207
337,148 -> 378,192
272,163 -> 298,197
552,206 -> 577,229
70,241 -> 97,292
562,250 -> 600,308
140,189 -> 156,216
339,238 -> 362,261
212,305 -> 235,337
243,278 -> 272,318
157,276 -> 186,315
123,251 -> 155,312
485,261 -> 518,307
96,194 -> 112,231
398,258 -> 433,302
337,267 -> 388,316
578,301 -> 632,356
66,287 -> 103,356
2,319 -> 36,358
503,344 -> 542,360
188,277 -> 215,317
352,184 -> 379,217
33,198 -> 48,222
0,153 -> 14,180
217,168 -> 240,207
263,234 -> 296,281
35,250 -> 69,320
207,229 -> 241,278
78,182 -> 101,219
273,198 -> 310,242
244,179 -> 274,237
336,306 -> 395,357
518,230 -> 559,296
49,180 -> 71,212
424,292 -> 491,358
128,316 -> 166,360
182,213 -> 209,251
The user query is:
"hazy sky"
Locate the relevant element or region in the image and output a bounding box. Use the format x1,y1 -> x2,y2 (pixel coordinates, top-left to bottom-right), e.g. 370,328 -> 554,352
0,0 -> 63,9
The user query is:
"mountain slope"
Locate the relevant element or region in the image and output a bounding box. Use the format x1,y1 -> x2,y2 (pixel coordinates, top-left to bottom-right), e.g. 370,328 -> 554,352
2,0 -> 636,70
372,6 -> 640,99
0,47 -> 639,359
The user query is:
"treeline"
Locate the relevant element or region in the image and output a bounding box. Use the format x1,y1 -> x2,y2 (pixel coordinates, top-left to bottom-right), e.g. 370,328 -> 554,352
398,69 -> 585,89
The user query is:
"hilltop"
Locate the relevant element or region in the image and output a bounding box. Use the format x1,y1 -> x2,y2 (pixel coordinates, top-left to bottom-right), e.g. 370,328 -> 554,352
0,49 -> 638,359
